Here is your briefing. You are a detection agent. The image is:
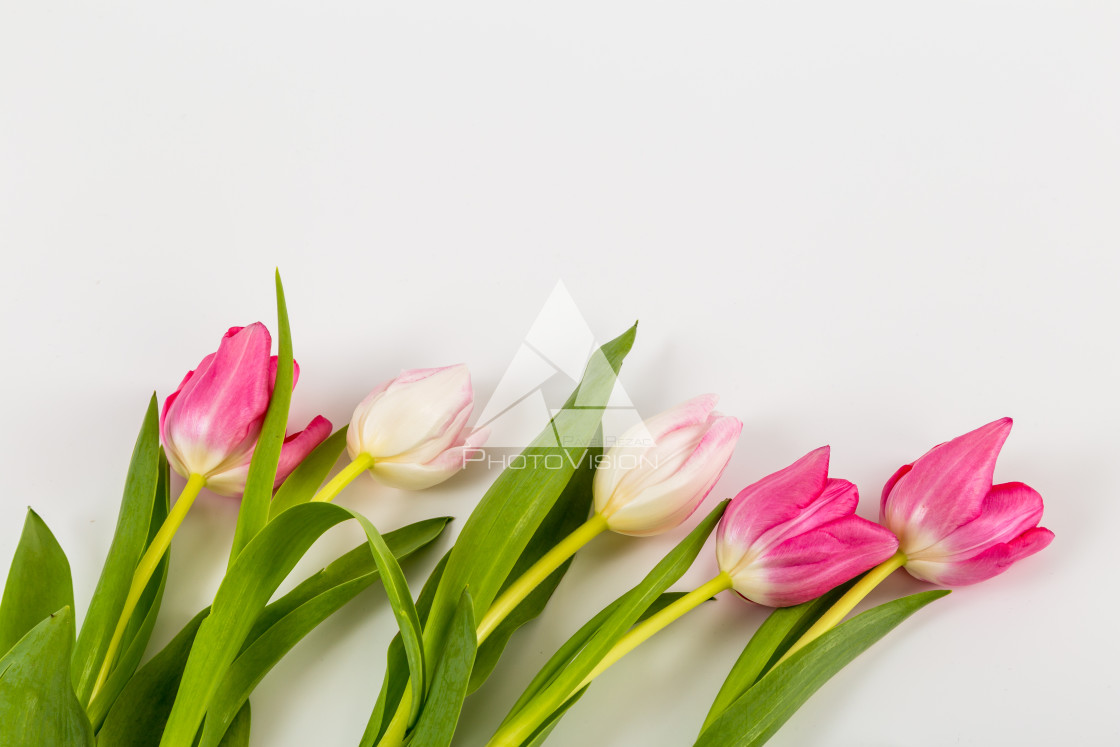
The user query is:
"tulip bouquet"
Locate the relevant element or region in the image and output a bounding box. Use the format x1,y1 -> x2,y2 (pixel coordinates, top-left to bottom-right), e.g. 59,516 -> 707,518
0,274 -> 1052,747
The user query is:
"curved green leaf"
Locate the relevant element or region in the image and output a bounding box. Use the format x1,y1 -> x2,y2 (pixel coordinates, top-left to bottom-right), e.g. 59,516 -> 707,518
694,589 -> 950,747
495,500 -> 728,744
72,395 -> 163,703
160,502 -> 423,746
700,576 -> 859,733
229,270 -> 293,564
0,510 -> 74,658
0,607 -> 93,746
408,590 -> 477,747
218,702 -> 250,747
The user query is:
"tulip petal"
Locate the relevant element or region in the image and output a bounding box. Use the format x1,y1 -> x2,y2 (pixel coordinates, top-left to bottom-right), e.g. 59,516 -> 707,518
716,447 -> 831,557
274,416 -> 334,489
911,481 -> 1045,562
883,418 -> 1013,554
373,428 -> 490,491
905,525 -> 1054,586
731,516 -> 900,607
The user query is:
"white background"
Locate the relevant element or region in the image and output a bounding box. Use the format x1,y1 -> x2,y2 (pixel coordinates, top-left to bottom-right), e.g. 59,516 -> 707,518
2,3 -> 1118,745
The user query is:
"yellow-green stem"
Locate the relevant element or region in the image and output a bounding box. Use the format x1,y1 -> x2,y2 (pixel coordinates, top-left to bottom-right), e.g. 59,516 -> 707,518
310,453 -> 373,503
88,472 -> 207,703
487,573 -> 732,747
476,514 -> 608,644
777,549 -> 908,665
578,571 -> 732,690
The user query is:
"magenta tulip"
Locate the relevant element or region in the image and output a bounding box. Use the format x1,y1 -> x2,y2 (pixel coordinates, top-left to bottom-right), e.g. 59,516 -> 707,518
716,446 -> 899,607
160,323 -> 332,496
880,418 -> 1054,586
593,394 -> 743,536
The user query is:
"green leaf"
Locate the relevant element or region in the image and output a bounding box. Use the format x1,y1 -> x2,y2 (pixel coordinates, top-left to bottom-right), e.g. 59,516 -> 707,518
99,519 -> 444,746
72,395 -> 163,703
217,702 -> 250,747
200,518 -> 450,746
96,610 -> 207,746
87,454 -> 173,730
229,270 -> 294,564
700,576 -> 859,733
694,589 -> 951,747
268,426 -> 349,520
361,552 -> 449,746
161,502 -> 423,746
496,501 -> 728,744
424,324 -> 637,683
407,590 -> 477,747
0,510 -> 74,658
468,445 -> 599,694
0,607 -> 93,746
521,687 -> 586,747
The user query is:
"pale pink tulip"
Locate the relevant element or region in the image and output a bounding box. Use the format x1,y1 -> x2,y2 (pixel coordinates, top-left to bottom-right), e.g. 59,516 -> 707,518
160,323 -> 332,496
716,447 -> 899,607
880,418 -> 1054,586
347,364 -> 487,490
593,394 -> 742,536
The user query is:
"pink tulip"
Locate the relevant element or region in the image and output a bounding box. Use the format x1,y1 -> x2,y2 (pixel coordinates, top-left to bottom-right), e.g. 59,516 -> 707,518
880,418 -> 1054,586
160,324 -> 333,496
716,447 -> 899,607
346,364 -> 487,490
593,394 -> 743,536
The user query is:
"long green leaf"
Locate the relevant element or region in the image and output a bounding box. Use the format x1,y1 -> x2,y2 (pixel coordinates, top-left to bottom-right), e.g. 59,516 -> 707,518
229,270 -> 294,564
496,501 -> 728,744
700,576 -> 859,733
423,324 -> 637,680
217,702 -> 250,747
72,395 -> 163,703
0,607 -> 93,746
407,590 -> 477,747
160,503 -> 423,746
469,445 -> 599,693
99,519 -> 444,745
200,518 -> 450,746
694,589 -> 950,747
0,510 -> 74,657
268,427 -> 349,520
361,552 -> 449,746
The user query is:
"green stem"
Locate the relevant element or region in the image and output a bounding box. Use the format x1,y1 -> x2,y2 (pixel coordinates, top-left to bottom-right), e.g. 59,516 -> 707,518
488,572 -> 733,747
378,687 -> 412,747
310,452 -> 373,503
476,514 -> 608,644
776,549 -> 908,665
88,472 -> 207,703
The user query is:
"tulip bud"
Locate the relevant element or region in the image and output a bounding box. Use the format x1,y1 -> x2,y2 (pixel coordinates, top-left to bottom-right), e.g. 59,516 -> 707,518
346,364 -> 487,490
159,323 -> 333,497
716,446 -> 899,607
593,394 -> 742,537
880,418 -> 1054,586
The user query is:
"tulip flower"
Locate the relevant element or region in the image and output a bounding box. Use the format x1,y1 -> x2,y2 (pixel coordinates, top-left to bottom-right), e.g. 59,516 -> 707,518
490,447 -> 896,744
880,417 -> 1054,586
781,419 -> 1054,663
594,394 -> 744,536
476,395 -> 742,643
160,323 -> 333,497
346,364 -> 487,490
92,322 -> 331,701
309,365 -> 487,506
715,446 -> 900,607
